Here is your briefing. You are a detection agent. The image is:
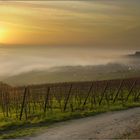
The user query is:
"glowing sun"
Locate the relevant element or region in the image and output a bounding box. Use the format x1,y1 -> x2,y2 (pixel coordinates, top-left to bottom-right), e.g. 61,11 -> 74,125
0,26 -> 8,43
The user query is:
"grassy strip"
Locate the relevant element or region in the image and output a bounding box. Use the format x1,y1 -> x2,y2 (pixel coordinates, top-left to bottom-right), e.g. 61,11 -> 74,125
0,102 -> 140,139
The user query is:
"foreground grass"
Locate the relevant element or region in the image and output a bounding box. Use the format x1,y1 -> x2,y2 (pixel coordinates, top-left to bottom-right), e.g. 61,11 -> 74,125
0,102 -> 140,139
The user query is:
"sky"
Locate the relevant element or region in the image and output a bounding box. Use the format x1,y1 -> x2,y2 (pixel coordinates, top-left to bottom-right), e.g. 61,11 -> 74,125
0,0 -> 140,48
0,0 -> 140,78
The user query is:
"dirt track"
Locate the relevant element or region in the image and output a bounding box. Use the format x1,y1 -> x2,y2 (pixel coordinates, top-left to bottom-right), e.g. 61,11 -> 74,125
26,107 -> 140,140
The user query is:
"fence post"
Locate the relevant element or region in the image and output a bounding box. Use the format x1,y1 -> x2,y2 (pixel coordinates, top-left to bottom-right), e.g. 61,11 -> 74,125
113,80 -> 124,103
44,87 -> 50,115
99,82 -> 108,105
19,87 -> 27,120
5,91 -> 9,117
82,83 -> 93,110
126,80 -> 136,102
63,84 -> 72,112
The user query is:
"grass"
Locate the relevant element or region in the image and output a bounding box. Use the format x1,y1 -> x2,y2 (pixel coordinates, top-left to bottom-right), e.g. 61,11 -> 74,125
0,101 -> 140,139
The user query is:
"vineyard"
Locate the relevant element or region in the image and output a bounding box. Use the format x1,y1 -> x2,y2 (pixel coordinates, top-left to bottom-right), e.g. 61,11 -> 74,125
0,77 -> 140,120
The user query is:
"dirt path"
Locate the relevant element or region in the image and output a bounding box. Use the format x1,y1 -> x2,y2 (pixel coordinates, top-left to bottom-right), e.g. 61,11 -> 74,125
26,107 -> 140,140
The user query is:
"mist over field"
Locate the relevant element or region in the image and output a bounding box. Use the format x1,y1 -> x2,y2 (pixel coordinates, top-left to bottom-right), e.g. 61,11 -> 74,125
0,46 -> 134,77
0,45 -> 139,85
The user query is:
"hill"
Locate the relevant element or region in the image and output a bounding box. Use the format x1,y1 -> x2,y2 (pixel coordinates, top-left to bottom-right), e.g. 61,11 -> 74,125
127,51 -> 140,58
3,63 -> 140,86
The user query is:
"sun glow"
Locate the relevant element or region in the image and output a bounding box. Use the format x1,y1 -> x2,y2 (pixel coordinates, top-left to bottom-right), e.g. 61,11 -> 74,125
0,25 -> 8,44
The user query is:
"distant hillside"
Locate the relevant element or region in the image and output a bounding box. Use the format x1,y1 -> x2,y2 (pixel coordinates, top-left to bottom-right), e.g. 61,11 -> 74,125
3,63 -> 140,86
127,51 -> 140,58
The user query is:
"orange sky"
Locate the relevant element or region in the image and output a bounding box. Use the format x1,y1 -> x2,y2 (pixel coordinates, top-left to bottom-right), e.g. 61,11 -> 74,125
0,1 -> 140,48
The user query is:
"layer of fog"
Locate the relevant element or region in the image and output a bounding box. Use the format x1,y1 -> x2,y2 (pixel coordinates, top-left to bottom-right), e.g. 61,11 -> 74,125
0,46 -> 136,79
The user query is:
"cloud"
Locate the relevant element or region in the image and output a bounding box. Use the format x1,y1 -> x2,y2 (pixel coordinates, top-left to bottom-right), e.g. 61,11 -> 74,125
0,1 -> 140,48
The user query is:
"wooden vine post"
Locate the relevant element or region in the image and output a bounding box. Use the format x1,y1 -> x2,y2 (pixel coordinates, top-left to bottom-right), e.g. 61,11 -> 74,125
44,87 -> 50,115
63,84 -> 72,112
19,87 -> 28,120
